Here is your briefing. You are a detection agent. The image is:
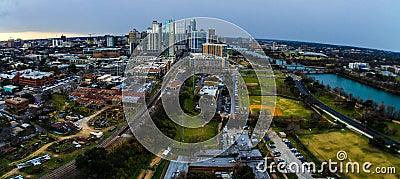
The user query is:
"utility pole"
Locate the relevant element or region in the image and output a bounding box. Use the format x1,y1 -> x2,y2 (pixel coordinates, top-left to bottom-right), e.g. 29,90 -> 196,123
181,110 -> 184,142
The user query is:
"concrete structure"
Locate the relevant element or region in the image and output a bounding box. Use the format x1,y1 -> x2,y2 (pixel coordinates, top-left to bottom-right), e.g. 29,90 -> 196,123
105,35 -> 116,47
145,21 -> 162,53
164,19 -> 176,62
208,28 -> 218,43
5,97 -> 29,113
93,48 -> 121,58
3,85 -> 19,93
100,64 -> 125,76
189,54 -> 229,69
190,30 -> 207,53
349,62 -> 369,70
19,71 -> 55,88
202,43 -> 227,58
189,157 -> 235,174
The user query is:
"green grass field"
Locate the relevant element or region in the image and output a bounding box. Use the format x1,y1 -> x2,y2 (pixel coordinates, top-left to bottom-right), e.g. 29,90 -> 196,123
315,94 -> 363,119
175,119 -> 219,144
249,96 -> 310,119
300,130 -> 400,179
51,94 -> 67,110
384,122 -> 400,141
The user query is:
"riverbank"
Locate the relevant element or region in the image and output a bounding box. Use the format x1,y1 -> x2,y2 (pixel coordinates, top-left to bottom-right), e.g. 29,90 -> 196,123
307,73 -> 400,111
336,71 -> 400,96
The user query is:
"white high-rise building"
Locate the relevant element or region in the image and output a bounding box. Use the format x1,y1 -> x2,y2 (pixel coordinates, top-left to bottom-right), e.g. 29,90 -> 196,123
146,21 -> 162,53
174,20 -> 186,45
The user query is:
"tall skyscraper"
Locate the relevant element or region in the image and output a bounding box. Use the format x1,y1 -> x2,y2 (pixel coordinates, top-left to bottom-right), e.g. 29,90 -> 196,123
164,19 -> 175,60
189,19 -> 197,32
190,29 -> 207,53
174,20 -> 186,44
129,29 -> 140,54
208,28 -> 218,44
145,21 -> 162,53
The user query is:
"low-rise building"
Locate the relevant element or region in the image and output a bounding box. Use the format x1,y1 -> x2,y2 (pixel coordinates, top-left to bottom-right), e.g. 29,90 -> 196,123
5,97 -> 29,113
19,71 -> 55,88
93,48 -> 121,58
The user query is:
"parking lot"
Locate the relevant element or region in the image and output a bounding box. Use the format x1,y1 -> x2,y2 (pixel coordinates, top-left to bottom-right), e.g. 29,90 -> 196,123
267,130 -> 313,179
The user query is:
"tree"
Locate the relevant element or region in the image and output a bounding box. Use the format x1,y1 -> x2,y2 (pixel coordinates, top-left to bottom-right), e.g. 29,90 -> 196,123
386,106 -> 395,118
379,101 -> 386,115
235,165 -> 255,179
75,147 -> 111,178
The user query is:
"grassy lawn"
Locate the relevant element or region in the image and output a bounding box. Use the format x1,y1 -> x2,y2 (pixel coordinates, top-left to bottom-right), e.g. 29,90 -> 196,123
248,96 -> 310,118
276,96 -> 311,119
315,94 -> 363,119
51,94 -> 67,110
385,122 -> 400,142
317,94 -> 360,118
299,130 -> 400,179
175,119 -> 219,144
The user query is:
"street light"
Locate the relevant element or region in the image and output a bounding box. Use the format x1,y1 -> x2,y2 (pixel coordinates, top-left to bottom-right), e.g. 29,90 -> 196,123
308,128 -> 311,145
364,121 -> 367,135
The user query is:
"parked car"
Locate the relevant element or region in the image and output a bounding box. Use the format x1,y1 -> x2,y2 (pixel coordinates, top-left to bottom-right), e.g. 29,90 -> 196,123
268,143 -> 276,148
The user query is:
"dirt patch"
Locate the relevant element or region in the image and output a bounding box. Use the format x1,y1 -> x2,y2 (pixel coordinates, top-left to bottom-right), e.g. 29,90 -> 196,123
246,82 -> 259,86
250,105 -> 283,116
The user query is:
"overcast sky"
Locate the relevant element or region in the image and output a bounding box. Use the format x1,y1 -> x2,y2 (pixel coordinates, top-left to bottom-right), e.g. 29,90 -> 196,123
0,0 -> 399,51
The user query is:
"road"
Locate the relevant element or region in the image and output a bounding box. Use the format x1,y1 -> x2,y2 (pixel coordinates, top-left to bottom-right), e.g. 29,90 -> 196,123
288,73 -> 400,147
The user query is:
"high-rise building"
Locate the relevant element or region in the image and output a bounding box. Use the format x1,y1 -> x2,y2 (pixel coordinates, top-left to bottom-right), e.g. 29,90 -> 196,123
129,29 -> 141,54
106,35 -> 116,47
202,43 -> 227,58
208,28 -> 218,44
190,29 -> 207,53
61,34 -> 67,42
189,19 -> 197,32
164,19 -> 175,61
7,39 -> 15,48
145,21 -> 162,53
174,20 -> 187,50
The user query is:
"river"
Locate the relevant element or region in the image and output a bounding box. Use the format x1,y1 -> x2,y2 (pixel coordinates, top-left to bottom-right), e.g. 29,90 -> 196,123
308,73 -> 400,111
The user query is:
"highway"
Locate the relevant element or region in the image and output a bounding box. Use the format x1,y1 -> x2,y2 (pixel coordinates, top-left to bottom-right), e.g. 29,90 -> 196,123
40,89 -> 162,179
288,74 -> 400,147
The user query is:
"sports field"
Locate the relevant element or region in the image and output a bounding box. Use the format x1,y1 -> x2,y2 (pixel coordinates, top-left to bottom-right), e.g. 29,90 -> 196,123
300,130 -> 400,179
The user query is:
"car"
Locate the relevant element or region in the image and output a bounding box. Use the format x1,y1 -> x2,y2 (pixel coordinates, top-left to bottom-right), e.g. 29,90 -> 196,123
290,148 -> 298,153
299,158 -> 307,163
277,158 -> 285,163
268,143 -> 276,148
294,152 -> 302,157
272,150 -> 281,157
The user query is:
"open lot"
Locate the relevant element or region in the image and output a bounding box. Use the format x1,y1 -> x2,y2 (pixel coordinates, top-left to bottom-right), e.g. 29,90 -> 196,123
249,96 -> 310,119
300,130 -> 400,179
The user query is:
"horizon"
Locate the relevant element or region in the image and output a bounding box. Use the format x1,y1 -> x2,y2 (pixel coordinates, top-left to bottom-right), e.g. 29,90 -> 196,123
1,31 -> 399,53
0,0 -> 399,52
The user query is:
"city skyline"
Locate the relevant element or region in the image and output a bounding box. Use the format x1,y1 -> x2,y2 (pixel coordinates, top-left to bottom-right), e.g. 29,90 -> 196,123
0,0 -> 399,52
